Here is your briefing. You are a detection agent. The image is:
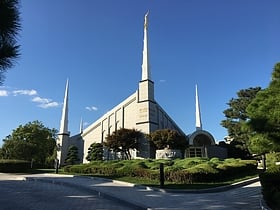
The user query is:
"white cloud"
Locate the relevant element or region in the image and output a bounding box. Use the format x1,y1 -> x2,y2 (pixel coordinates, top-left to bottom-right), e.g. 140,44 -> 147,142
1,87 -> 59,109
32,96 -> 50,103
86,106 -> 98,111
38,101 -> 59,109
0,90 -> 8,96
32,96 -> 60,109
159,79 -> 166,83
13,89 -> 37,96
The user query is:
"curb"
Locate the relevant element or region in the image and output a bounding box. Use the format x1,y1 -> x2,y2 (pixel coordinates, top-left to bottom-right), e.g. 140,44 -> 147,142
155,176 -> 260,194
79,175 -> 260,194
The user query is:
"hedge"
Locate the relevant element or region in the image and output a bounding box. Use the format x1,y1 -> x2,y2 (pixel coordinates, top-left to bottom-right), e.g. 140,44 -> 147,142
63,158 -> 257,184
259,166 -> 280,210
0,159 -> 30,173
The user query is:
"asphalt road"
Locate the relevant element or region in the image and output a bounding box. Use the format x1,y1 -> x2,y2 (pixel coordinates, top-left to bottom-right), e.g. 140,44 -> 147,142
0,179 -> 134,210
0,173 -> 263,210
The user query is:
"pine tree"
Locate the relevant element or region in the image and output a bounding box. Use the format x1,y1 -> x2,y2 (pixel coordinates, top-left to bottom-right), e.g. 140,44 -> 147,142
65,145 -> 80,165
86,143 -> 103,161
221,87 -> 261,158
246,62 -> 280,154
0,0 -> 21,84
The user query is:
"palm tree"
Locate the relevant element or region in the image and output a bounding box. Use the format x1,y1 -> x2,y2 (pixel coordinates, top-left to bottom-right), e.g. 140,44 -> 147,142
0,0 -> 21,85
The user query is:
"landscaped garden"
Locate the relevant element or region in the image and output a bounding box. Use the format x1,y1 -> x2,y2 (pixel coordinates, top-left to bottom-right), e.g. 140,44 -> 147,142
63,157 -> 258,189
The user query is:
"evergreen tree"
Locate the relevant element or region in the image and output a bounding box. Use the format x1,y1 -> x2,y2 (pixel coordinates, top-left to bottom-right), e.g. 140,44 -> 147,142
86,143 -> 103,161
65,145 -> 80,165
221,87 -> 261,158
246,62 -> 280,154
0,0 -> 21,84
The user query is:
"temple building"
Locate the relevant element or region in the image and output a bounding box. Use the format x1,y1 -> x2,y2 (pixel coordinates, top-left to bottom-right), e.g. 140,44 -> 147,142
56,12 -> 226,166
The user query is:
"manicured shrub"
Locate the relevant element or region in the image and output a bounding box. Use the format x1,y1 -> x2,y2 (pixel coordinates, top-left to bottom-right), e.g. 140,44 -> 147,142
259,166 -> 280,210
209,157 -> 222,166
266,152 -> 280,168
216,159 -> 257,178
164,162 -> 218,184
187,163 -> 219,174
0,159 -> 30,172
165,169 -> 193,184
63,158 -> 257,184
64,163 -> 118,176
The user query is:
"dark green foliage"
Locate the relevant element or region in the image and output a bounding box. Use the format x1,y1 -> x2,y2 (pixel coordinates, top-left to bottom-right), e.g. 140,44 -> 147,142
266,152 -> 280,168
65,145 -> 80,165
246,62 -> 280,154
0,121 -> 57,167
0,159 -> 30,173
63,158 -> 257,184
0,0 -> 21,84
221,87 -> 261,158
105,128 -> 143,160
215,158 -> 257,178
147,129 -> 188,150
86,143 -> 103,161
259,166 -> 280,210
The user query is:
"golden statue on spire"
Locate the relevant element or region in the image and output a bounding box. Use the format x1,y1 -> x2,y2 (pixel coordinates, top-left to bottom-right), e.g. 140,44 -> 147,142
144,11 -> 149,29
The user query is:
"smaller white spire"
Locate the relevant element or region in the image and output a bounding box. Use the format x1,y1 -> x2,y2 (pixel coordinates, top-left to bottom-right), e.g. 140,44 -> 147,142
79,117 -> 83,134
195,84 -> 202,130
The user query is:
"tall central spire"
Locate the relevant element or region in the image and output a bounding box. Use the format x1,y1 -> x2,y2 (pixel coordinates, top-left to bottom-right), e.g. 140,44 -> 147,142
195,84 -> 202,130
59,79 -> 69,135
141,11 -> 151,81
138,11 -> 154,102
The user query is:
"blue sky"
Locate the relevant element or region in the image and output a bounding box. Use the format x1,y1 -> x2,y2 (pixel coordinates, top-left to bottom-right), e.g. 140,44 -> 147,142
1,0 -> 280,145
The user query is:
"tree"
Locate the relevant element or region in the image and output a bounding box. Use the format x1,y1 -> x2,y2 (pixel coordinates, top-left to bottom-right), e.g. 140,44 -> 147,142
246,62 -> 280,154
147,129 -> 188,150
0,121 -> 57,166
104,128 -> 143,160
65,145 -> 80,165
221,87 -> 261,158
86,143 -> 103,161
0,0 -> 21,85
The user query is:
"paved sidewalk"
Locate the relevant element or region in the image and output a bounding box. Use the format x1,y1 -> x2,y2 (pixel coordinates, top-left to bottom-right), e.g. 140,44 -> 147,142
18,173 -> 263,210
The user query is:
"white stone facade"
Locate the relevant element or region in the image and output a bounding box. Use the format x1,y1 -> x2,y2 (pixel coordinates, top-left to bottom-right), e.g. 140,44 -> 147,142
81,88 -> 185,163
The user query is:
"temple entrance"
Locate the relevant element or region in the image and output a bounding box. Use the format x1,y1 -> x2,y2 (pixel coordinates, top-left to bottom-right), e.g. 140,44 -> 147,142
187,130 -> 216,158
186,147 -> 204,157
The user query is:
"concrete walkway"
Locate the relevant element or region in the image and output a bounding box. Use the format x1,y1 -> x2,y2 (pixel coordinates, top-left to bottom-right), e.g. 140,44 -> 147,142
0,173 -> 264,210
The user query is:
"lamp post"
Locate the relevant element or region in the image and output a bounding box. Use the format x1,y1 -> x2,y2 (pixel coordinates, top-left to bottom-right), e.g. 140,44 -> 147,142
261,153 -> 266,172
160,163 -> 164,188
55,158 -> 59,174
